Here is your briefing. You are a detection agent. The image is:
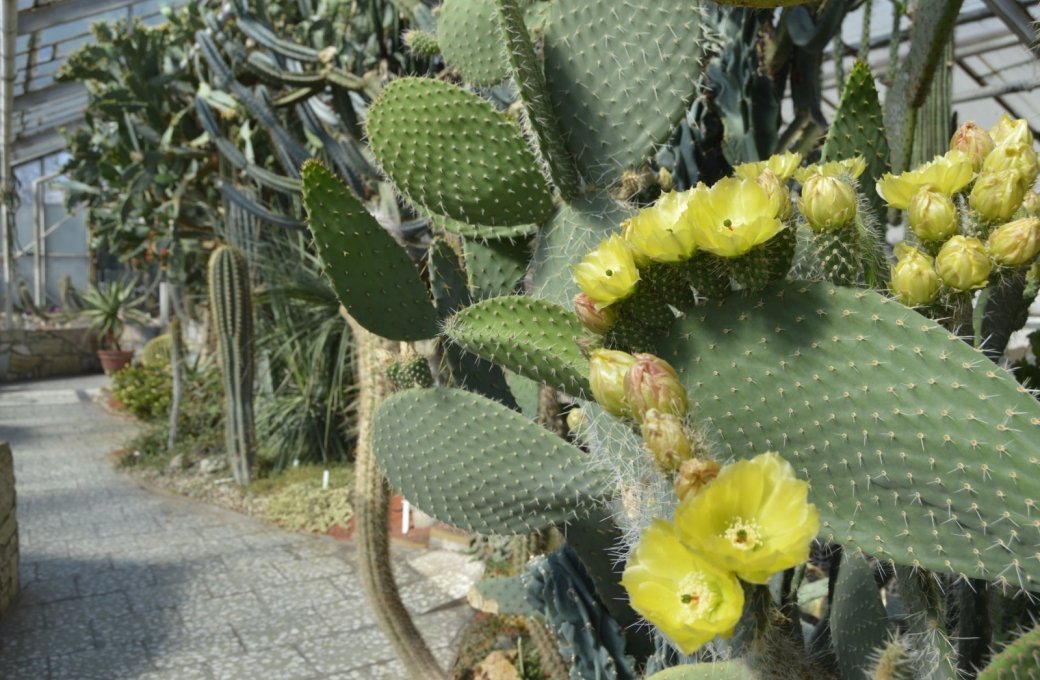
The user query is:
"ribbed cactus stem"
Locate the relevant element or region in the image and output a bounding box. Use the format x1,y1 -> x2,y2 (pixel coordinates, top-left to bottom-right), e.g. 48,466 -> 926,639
911,39 -> 952,168
346,312 -> 446,680
207,245 -> 256,486
527,618 -> 570,680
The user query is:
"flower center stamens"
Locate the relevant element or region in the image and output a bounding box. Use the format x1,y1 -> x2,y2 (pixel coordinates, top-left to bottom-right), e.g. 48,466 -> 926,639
723,218 -> 733,230
724,518 -> 762,551
677,573 -> 714,621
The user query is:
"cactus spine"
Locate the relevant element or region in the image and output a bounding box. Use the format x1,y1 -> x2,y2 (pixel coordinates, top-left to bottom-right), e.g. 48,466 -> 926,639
207,245 -> 256,486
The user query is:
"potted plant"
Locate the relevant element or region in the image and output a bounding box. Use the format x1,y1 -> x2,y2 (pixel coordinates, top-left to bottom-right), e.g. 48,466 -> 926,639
82,278 -> 149,374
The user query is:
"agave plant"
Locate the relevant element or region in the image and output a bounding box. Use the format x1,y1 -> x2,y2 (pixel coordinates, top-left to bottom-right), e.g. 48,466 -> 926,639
81,278 -> 150,351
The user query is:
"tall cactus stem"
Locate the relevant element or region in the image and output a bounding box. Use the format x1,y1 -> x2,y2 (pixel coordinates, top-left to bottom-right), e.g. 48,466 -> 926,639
208,245 -> 256,486
347,312 -> 446,680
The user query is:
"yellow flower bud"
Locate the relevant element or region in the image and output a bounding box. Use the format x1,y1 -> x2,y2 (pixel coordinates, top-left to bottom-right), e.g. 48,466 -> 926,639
949,121 -> 995,170
1021,191 -> 1040,218
987,218 -> 1040,267
799,175 -> 857,232
673,457 -> 722,501
989,113 -> 1032,149
935,235 -> 992,290
890,245 -> 940,306
624,353 -> 688,420
969,170 -> 1028,223
565,407 -> 587,435
622,190 -> 697,264
908,188 -> 958,242
573,293 -> 618,335
641,409 -> 692,472
573,235 -> 641,308
982,142 -> 1040,188
756,170 -> 793,220
588,349 -> 637,418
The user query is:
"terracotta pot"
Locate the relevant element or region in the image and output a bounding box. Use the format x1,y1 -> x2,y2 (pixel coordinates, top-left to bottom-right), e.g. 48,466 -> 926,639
97,349 -> 134,375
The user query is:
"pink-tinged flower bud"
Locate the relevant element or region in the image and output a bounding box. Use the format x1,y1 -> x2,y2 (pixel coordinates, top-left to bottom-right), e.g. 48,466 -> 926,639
890,245 -> 940,306
982,142 -> 1040,188
641,409 -> 692,472
573,293 -> 618,335
673,457 -> 721,501
970,170 -> 1028,223
935,235 -> 992,291
987,218 -> 1040,267
589,349 -> 637,418
756,170 -> 793,221
623,353 -> 688,420
908,189 -> 958,242
799,175 -> 857,232
949,121 -> 995,170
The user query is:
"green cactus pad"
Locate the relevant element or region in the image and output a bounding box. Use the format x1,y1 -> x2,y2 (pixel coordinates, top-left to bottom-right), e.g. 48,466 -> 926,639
367,78 -> 555,227
542,0 -> 707,185
444,296 -> 595,396
463,237 -> 531,300
657,281 -> 1040,589
301,161 -> 439,341
428,239 -> 518,409
821,61 -> 890,221
646,662 -> 757,680
372,387 -> 609,534
978,624 -> 1040,680
437,0 -> 509,85
472,576 -> 539,617
530,192 -> 634,306
435,214 -> 538,240
831,552 -> 889,680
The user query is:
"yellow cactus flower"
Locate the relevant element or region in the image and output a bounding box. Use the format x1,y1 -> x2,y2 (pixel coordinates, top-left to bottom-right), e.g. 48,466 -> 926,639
733,151 -> 804,182
935,235 -> 992,291
756,170 -> 794,220
989,113 -> 1032,149
675,452 -> 819,585
621,518 -> 745,655
588,349 -> 637,418
573,235 -> 641,308
876,151 -> 974,209
623,190 -> 697,264
684,177 -> 784,258
981,142 -> 1039,188
949,121 -> 995,170
987,218 -> 1040,267
793,157 -> 867,184
890,244 -> 940,306
969,170 -> 1028,224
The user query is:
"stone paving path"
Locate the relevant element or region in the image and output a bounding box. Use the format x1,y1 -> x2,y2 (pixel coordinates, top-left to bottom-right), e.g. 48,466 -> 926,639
0,375 -> 480,679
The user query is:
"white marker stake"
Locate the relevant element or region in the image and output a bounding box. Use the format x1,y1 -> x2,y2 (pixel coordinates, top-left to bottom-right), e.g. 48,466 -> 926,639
402,500 -> 411,535
322,469 -> 329,490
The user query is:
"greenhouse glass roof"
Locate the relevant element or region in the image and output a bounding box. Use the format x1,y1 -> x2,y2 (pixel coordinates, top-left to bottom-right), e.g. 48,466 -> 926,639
7,0 -> 1040,167
11,0 -> 188,166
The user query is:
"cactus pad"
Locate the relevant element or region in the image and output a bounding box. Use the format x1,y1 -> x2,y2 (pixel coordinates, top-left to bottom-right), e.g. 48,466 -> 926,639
366,78 -> 555,227
542,0 -> 706,185
372,387 -> 609,534
821,61 -> 890,220
437,0 -> 508,85
978,624 -> 1040,679
444,296 -> 595,396
831,552 -> 889,679
657,282 -> 1040,589
471,576 -> 539,617
531,192 -> 634,306
301,161 -> 439,341
463,237 -> 531,300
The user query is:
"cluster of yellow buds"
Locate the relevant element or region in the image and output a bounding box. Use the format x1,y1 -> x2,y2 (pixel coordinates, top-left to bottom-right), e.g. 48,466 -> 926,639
621,452 -> 820,654
588,349 -> 696,473
883,116 -> 1040,305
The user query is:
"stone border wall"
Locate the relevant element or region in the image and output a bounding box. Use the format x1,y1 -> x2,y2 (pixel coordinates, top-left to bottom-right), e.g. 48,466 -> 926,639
0,328 -> 99,382
0,443 -> 17,616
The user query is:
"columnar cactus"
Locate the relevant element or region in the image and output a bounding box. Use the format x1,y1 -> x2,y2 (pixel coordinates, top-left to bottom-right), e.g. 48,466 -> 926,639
207,245 -> 256,486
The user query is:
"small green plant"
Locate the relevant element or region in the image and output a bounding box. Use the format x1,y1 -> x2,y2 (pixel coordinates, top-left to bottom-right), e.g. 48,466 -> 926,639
111,364 -> 172,421
81,278 -> 149,350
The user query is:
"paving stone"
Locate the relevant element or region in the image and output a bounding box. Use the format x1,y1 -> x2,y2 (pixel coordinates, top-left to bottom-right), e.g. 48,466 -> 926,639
207,645 -> 317,680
